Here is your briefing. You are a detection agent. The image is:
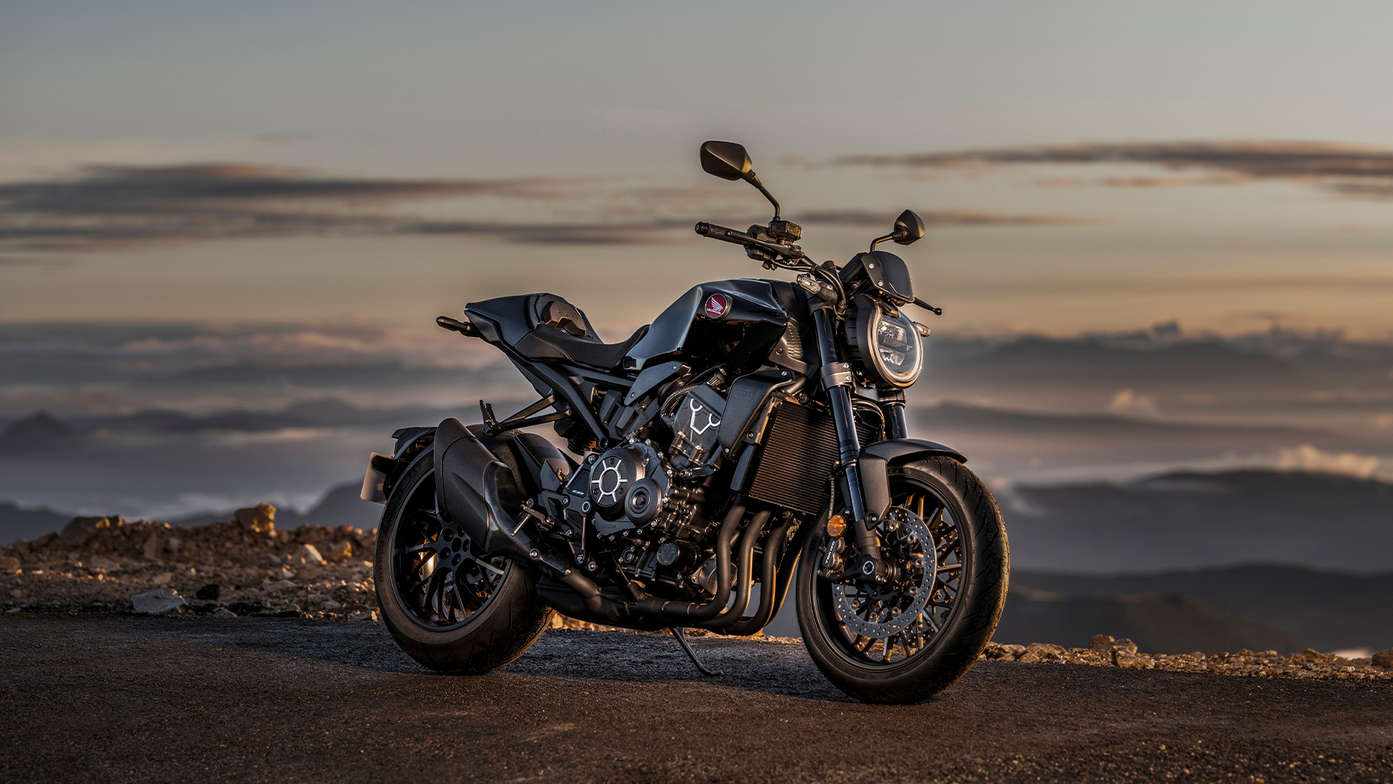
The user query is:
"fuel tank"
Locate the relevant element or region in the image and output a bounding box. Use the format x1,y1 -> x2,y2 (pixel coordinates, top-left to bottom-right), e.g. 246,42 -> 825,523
624,279 -> 793,370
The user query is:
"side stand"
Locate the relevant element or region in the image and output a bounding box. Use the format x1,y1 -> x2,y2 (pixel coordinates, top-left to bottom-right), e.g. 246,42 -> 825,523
668,626 -> 721,677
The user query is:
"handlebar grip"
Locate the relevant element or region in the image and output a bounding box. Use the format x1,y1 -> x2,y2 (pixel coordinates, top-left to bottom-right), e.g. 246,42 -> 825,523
694,221 -> 750,244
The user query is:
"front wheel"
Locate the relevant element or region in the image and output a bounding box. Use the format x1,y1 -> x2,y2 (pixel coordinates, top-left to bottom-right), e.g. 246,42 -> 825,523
796,457 -> 1009,704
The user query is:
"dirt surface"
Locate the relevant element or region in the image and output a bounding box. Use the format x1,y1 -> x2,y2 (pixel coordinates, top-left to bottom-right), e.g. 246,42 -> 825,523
3,615 -> 1391,783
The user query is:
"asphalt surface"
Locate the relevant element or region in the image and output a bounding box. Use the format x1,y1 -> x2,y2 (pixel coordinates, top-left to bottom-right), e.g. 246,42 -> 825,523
2,615 -> 1391,783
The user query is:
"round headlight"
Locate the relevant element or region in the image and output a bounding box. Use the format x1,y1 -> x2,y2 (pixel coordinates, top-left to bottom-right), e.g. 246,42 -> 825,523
852,301 -> 923,388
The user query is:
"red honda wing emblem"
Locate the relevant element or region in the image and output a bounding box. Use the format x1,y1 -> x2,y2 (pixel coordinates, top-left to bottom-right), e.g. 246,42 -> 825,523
703,293 -> 730,319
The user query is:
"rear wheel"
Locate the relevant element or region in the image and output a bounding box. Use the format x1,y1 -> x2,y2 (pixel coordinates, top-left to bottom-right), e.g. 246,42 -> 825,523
374,455 -> 552,673
796,457 -> 1009,703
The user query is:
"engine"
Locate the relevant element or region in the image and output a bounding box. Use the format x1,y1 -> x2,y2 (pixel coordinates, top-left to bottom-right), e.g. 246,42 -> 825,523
558,381 -> 730,595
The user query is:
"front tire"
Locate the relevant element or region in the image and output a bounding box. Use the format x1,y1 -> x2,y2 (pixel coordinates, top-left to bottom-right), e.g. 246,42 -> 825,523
374,455 -> 553,673
796,457 -> 1009,703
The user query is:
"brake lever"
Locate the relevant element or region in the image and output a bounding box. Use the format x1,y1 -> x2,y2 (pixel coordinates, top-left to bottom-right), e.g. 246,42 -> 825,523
913,297 -> 943,316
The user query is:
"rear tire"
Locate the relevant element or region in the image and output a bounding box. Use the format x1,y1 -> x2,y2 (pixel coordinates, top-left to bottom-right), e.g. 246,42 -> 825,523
374,455 -> 553,673
796,457 -> 1009,703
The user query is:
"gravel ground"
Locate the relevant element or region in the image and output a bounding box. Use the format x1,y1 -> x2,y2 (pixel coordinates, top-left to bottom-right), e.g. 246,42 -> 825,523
2,614 -> 1391,783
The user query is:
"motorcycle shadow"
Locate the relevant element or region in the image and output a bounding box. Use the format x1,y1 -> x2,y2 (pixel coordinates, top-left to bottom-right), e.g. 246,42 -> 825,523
504,629 -> 851,702
225,620 -> 854,702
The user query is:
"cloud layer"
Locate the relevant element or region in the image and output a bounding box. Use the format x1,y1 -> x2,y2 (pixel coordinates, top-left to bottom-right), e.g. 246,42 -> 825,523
835,140 -> 1393,199
0,161 -> 1089,258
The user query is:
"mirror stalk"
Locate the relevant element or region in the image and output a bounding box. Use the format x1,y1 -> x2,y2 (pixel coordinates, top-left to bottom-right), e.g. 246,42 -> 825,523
869,232 -> 896,252
743,172 -> 781,219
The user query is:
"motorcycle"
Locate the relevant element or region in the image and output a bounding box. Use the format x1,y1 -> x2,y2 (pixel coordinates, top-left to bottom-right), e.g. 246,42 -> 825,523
361,141 -> 1009,703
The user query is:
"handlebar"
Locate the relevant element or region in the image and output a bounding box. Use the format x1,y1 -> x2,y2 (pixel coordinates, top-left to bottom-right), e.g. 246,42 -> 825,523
694,221 -> 802,260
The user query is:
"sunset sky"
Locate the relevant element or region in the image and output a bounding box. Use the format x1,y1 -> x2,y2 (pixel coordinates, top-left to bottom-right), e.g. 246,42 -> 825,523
5,0 -> 1392,338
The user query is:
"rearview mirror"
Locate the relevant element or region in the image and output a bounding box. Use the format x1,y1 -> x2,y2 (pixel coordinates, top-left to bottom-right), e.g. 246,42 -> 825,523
700,141 -> 753,181
893,209 -> 926,246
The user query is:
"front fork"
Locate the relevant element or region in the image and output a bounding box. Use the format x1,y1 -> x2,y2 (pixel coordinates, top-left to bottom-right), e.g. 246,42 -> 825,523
810,305 -> 888,582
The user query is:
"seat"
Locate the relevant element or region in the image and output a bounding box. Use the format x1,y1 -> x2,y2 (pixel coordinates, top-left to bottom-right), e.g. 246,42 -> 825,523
525,324 -> 650,369
512,294 -> 649,370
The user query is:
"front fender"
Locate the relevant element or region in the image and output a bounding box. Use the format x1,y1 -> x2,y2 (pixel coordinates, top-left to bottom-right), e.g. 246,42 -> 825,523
858,438 -> 967,519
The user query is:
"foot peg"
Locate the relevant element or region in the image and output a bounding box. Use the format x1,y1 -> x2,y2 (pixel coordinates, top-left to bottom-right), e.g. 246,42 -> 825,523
669,626 -> 721,677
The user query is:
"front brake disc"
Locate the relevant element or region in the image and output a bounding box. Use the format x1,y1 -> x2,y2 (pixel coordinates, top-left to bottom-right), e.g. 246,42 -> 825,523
830,506 -> 938,639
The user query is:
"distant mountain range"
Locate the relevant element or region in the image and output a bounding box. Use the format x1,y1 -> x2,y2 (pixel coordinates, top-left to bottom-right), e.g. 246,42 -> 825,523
169,482 -> 380,531
996,587 -> 1305,653
1007,565 -> 1393,652
1,482 -> 380,545
0,501 -> 71,545
1004,468 -> 1393,572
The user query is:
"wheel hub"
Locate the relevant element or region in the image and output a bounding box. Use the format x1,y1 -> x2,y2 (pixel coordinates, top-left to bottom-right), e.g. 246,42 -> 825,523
830,506 -> 938,639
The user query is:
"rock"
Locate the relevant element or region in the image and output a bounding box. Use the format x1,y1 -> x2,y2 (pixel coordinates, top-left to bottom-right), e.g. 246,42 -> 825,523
195,583 -> 221,601
297,544 -> 326,566
1110,638 -> 1139,655
0,554 -> 20,571
294,567 -> 321,580
152,571 -> 175,585
980,643 -> 1008,660
1089,634 -> 1115,651
131,588 -> 185,614
1372,649 -> 1393,670
142,534 -> 163,560
211,607 -> 238,619
327,540 -> 354,562
996,643 -> 1027,660
1025,643 -> 1065,660
57,515 -> 123,548
86,555 -> 121,574
234,504 -> 276,534
267,579 -> 295,592
1112,649 -> 1151,669
32,533 -> 56,549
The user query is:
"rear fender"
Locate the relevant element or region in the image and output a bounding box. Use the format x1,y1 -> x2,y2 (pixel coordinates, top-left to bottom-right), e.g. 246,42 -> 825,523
858,438 -> 967,520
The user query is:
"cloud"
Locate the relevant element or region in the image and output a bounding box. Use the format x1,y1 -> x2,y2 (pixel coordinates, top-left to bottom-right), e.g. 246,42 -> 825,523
1106,388 -> 1161,417
1274,444 -> 1382,479
799,209 -> 1091,228
0,162 -> 1084,259
0,162 -> 650,257
1035,174 -> 1246,189
835,140 -> 1393,199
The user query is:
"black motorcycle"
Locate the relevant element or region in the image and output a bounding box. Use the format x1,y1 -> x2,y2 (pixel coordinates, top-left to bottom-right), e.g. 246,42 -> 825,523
361,141 -> 1009,703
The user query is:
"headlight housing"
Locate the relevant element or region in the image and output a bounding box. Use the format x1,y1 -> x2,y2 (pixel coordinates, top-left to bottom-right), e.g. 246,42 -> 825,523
848,298 -> 923,388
